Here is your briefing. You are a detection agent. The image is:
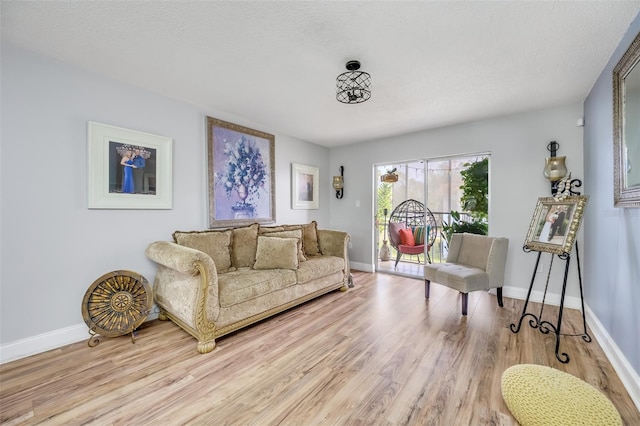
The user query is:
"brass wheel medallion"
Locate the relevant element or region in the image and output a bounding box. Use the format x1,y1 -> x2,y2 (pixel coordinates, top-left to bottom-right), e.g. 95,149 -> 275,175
111,291 -> 133,312
82,270 -> 152,346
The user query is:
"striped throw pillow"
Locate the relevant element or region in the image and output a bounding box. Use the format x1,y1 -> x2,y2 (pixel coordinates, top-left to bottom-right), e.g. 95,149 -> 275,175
412,226 -> 425,245
412,225 -> 431,245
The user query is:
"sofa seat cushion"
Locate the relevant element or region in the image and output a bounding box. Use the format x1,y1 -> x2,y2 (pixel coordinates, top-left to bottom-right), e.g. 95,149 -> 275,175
398,244 -> 424,254
424,263 -> 488,293
219,268 -> 297,307
296,256 -> 344,284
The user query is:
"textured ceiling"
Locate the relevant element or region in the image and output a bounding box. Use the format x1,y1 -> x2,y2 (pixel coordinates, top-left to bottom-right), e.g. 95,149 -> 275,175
2,1 -> 640,147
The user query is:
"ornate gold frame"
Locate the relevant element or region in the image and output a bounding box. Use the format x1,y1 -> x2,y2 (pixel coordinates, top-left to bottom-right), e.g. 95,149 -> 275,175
524,196 -> 588,255
613,31 -> 640,208
207,117 -> 276,228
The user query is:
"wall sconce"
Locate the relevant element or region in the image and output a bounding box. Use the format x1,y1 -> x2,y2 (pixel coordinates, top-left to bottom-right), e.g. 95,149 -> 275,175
543,141 -> 567,195
333,166 -> 344,199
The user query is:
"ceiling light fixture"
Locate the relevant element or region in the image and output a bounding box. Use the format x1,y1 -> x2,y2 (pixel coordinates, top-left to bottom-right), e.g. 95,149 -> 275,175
336,60 -> 371,104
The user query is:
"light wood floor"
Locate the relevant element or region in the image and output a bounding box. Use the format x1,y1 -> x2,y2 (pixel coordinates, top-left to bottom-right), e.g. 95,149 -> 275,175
1,271 -> 638,425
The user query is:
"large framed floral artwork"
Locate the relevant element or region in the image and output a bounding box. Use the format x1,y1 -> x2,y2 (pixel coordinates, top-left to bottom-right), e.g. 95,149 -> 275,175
207,117 -> 275,227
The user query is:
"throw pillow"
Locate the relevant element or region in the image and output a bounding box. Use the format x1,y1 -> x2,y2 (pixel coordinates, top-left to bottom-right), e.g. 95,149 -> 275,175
173,229 -> 233,273
253,236 -> 299,270
389,222 -> 406,246
300,221 -> 322,256
399,228 -> 416,246
231,223 -> 259,268
260,229 -> 306,262
259,226 -> 285,234
412,226 -> 425,245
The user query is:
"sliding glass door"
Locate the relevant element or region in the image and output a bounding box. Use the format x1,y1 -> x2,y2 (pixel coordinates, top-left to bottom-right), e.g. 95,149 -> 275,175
374,153 -> 489,278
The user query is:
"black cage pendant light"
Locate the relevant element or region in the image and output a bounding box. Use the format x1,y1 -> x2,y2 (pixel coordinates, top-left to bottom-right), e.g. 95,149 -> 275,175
336,60 -> 371,104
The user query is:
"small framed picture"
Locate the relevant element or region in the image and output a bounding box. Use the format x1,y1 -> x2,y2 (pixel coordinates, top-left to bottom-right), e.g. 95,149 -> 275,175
291,163 -> 319,210
524,196 -> 588,255
87,122 -> 172,209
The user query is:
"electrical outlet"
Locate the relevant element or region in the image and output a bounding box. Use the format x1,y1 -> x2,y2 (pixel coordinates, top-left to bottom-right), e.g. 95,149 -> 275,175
537,263 -> 544,274
348,241 -> 353,249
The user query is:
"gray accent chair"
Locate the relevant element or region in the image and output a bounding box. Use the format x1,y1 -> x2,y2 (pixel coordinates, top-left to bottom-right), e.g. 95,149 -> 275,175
424,233 -> 509,315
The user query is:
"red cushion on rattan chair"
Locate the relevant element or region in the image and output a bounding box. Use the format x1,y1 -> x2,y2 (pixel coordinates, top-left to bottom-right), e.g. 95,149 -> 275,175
399,228 -> 416,246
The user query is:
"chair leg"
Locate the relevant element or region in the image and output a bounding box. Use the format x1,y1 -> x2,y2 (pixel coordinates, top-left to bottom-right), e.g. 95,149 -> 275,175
461,293 -> 468,316
425,280 -> 431,299
497,287 -> 504,307
394,251 -> 401,268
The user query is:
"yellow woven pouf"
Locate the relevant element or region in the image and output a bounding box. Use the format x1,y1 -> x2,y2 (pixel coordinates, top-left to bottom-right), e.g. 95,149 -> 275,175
501,364 -> 622,426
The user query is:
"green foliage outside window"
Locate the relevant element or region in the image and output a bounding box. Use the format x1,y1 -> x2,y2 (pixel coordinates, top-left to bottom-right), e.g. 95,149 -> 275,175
442,158 -> 489,244
460,157 -> 488,220
377,182 -> 393,224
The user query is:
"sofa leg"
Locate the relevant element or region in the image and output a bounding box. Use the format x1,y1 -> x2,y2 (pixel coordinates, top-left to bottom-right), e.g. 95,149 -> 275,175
497,287 -> 504,307
425,280 -> 431,299
461,293 -> 468,316
158,310 -> 168,321
197,339 -> 216,354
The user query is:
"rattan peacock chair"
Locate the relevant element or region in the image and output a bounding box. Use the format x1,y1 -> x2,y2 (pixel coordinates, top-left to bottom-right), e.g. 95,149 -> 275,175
387,199 -> 438,267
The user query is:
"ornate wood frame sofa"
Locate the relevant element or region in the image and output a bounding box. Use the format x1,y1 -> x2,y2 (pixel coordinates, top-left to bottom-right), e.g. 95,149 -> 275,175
145,221 -> 350,353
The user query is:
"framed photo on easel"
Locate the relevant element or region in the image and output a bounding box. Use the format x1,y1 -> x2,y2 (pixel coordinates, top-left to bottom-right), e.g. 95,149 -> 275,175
524,196 -> 588,255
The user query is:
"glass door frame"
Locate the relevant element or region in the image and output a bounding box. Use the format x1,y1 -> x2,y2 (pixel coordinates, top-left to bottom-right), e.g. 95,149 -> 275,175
374,152 -> 490,279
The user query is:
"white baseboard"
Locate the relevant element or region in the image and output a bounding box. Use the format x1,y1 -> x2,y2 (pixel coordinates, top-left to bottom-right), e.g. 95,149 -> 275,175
501,285 -> 584,310
584,305 -> 640,411
349,261 -> 375,273
0,323 -> 88,364
0,311 -> 159,365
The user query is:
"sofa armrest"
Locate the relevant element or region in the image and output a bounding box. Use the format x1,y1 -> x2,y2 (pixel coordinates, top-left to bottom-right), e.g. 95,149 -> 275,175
317,229 -> 349,258
317,229 -> 351,280
145,241 -> 219,337
146,241 -> 218,276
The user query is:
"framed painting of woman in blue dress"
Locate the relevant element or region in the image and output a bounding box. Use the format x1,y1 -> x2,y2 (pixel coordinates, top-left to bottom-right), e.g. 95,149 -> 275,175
524,196 -> 588,255
88,122 -> 172,209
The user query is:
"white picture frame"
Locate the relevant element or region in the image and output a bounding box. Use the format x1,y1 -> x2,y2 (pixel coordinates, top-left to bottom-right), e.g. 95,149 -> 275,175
291,163 -> 319,210
88,122 -> 173,209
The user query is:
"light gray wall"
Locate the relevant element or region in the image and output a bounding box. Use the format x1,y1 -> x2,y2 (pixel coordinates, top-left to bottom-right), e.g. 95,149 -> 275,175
584,15 -> 640,373
0,44 -> 330,344
329,104 -> 585,297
